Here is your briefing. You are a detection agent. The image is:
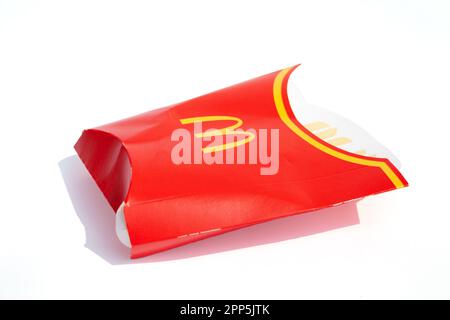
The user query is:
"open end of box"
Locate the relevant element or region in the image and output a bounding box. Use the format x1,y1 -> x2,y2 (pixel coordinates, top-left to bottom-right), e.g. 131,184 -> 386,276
287,68 -> 401,168
74,129 -> 133,250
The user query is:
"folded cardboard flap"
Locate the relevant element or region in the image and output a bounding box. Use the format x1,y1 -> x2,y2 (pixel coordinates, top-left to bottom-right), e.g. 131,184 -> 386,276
75,129 -> 132,212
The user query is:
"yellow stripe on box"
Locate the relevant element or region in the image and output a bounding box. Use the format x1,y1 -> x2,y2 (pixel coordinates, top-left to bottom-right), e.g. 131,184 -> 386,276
272,67 -> 405,188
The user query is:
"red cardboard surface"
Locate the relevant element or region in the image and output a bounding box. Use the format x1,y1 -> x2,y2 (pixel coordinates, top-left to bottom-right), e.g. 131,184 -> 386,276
75,65 -> 408,258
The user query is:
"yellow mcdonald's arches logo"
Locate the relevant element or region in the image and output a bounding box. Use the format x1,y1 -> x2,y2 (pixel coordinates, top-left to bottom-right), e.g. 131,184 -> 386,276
179,116 -> 255,153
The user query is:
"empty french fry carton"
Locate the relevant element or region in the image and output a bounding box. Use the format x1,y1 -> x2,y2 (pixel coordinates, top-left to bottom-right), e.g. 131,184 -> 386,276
75,65 -> 408,258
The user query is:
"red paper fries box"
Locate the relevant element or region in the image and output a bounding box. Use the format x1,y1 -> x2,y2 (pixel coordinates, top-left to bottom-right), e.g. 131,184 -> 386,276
75,65 -> 408,258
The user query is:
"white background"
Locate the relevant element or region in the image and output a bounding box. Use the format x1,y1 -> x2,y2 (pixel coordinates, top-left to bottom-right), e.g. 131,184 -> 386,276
1,0 -> 449,299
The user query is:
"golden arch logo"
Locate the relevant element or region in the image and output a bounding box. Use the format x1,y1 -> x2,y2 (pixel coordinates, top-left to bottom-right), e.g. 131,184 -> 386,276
172,115 -> 279,175
179,116 -> 255,153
